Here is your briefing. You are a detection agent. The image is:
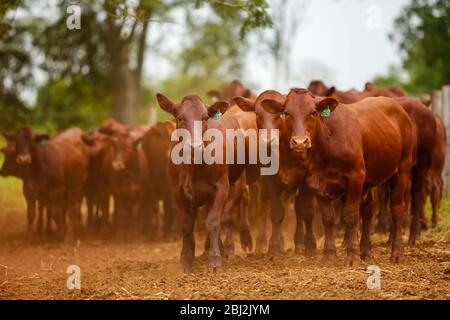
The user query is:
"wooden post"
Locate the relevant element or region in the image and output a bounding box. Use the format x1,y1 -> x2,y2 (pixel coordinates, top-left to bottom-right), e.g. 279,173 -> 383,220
432,90 -> 443,118
442,86 -> 450,194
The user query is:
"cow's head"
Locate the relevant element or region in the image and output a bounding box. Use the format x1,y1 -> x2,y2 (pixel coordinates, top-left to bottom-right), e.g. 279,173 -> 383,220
7,128 -> 49,166
109,133 -> 143,172
82,130 -> 114,158
261,88 -> 339,157
207,80 -> 254,104
156,93 -> 229,152
0,134 -> 18,176
308,80 -> 330,97
234,90 -> 285,147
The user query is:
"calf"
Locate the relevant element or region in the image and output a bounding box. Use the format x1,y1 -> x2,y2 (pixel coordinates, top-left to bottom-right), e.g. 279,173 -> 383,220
4,127 -> 88,242
261,89 -> 414,265
156,93 -> 258,271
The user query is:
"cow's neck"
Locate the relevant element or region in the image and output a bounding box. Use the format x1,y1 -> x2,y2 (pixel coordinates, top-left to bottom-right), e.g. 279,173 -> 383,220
310,118 -> 332,165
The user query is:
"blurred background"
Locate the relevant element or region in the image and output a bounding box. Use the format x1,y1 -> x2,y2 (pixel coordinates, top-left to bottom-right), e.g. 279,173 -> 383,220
0,0 -> 449,132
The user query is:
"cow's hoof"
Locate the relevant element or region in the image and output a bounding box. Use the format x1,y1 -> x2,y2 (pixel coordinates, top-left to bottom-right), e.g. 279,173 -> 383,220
360,243 -> 372,261
183,265 -> 193,274
390,253 -> 402,264
294,243 -> 305,255
239,229 -> 253,253
345,253 -> 361,267
267,243 -> 283,259
255,236 -> 267,254
208,255 -> 222,271
305,238 -> 317,257
322,251 -> 337,265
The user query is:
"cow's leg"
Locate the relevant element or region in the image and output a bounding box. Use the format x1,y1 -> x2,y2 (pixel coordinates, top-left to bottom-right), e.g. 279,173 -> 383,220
431,177 -> 442,227
99,192 -> 110,237
294,194 -> 305,255
296,186 -> 316,256
86,198 -> 95,231
207,175 -> 229,271
255,195 -> 269,254
36,200 -> 44,236
360,190 -> 375,260
222,183 -> 240,258
45,204 -> 52,237
376,186 -> 389,234
389,164 -> 409,263
163,196 -> 176,240
180,202 -> 196,273
343,173 -> 364,267
238,186 -> 252,253
409,167 -> 426,245
319,198 -> 337,262
25,198 -> 36,239
267,178 -> 285,258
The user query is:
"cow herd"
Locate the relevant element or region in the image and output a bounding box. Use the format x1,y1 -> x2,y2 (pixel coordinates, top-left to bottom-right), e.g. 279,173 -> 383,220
0,80 -> 447,273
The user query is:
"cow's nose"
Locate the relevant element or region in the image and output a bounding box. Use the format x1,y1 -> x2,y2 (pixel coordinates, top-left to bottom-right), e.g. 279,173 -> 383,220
112,160 -> 125,171
290,136 -> 311,151
16,154 -> 31,165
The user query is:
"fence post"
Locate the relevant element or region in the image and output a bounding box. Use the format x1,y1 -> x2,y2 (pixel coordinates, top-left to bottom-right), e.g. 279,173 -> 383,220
442,85 -> 450,194
432,90 -> 443,118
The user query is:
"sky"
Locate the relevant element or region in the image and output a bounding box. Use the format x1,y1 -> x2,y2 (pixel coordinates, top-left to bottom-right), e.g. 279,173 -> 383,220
245,0 -> 411,92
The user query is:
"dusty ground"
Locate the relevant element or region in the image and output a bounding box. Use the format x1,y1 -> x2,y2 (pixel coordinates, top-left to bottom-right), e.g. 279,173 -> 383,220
0,205 -> 449,300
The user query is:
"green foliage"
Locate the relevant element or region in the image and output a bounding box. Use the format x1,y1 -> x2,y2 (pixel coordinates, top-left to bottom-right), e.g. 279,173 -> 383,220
0,0 -> 272,130
386,0 -> 450,93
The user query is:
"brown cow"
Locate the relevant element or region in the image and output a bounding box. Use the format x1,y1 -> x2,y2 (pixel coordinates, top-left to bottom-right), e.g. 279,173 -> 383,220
261,89 -> 414,265
156,93 -> 259,271
1,136 -> 47,237
207,80 -> 256,104
234,91 -> 315,256
364,82 -> 408,98
425,114 -> 447,227
82,130 -> 116,235
308,80 -> 361,104
4,127 -> 88,242
107,132 -> 151,240
141,121 -> 178,239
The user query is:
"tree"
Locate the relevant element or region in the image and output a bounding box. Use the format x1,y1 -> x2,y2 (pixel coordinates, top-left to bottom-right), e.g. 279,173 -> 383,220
261,0 -> 307,89
389,0 -> 450,93
4,0 -> 271,127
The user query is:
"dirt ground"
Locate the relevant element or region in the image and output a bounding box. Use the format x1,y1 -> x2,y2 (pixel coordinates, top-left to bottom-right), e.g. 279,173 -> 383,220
0,206 -> 449,300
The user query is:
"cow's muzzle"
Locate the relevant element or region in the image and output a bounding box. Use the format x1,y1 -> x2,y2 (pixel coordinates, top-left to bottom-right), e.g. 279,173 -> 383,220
112,160 -> 125,171
290,136 -> 311,152
16,154 -> 31,165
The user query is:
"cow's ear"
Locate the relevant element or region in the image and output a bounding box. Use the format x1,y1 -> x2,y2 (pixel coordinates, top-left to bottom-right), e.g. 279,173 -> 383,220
261,99 -> 284,114
208,101 -> 229,118
81,133 -> 95,146
233,96 -> 256,112
133,137 -> 143,149
315,97 -> 339,114
156,93 -> 178,116
365,82 -> 374,91
2,132 -> 14,141
243,89 -> 254,99
325,86 -> 336,96
207,90 -> 221,101
35,134 -> 50,145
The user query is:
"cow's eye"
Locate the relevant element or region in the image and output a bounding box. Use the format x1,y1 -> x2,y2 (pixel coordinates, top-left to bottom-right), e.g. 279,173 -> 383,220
311,111 -> 318,117
176,117 -> 184,125
283,111 -> 290,117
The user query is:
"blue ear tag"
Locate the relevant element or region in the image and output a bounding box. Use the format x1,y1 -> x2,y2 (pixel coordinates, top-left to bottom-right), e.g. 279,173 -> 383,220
321,106 -> 331,118
213,110 -> 223,121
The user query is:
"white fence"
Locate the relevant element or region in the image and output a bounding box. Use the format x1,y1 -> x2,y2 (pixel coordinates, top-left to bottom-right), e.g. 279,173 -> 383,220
430,85 -> 450,193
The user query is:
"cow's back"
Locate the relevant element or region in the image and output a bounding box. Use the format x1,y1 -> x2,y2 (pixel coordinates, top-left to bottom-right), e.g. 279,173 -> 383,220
349,97 -> 413,185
